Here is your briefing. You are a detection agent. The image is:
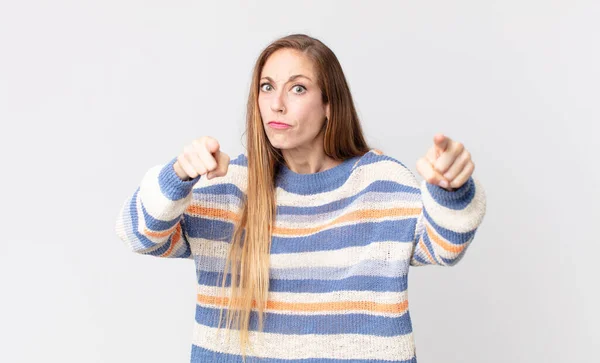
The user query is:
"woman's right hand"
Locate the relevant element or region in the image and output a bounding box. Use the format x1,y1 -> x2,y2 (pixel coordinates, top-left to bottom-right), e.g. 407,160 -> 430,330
173,136 -> 230,181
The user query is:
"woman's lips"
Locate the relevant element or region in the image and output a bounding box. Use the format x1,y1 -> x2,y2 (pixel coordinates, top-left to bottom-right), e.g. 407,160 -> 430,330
268,122 -> 291,129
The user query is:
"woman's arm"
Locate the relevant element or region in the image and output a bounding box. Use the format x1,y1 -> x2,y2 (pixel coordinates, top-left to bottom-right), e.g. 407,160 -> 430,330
410,175 -> 487,266
115,157 -> 201,259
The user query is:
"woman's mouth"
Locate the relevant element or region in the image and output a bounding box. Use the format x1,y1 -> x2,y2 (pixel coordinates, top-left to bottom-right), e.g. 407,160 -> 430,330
268,122 -> 291,129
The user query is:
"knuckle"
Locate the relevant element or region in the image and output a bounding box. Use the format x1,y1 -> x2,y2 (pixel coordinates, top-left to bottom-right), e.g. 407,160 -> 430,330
183,145 -> 194,156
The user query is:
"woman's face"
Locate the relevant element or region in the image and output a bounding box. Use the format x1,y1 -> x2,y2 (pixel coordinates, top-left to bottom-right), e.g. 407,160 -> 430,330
258,48 -> 329,151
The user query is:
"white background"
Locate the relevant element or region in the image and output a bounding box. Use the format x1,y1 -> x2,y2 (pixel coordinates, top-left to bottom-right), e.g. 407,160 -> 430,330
1,1 -> 597,362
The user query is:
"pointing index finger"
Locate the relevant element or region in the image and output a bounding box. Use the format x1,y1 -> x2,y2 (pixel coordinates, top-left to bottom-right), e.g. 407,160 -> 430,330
433,133 -> 451,156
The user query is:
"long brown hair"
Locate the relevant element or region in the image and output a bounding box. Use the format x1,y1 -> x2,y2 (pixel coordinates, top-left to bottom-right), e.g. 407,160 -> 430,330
216,33 -> 371,361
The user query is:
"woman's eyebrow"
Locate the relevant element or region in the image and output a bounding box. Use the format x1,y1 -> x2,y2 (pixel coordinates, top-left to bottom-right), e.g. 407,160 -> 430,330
260,74 -> 312,83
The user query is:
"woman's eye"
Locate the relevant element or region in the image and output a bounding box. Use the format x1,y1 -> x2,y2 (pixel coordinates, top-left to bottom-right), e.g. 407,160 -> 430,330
259,83 -> 306,94
292,85 -> 307,94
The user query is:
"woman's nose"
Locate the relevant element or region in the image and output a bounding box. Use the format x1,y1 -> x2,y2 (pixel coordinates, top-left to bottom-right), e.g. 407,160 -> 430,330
270,92 -> 286,113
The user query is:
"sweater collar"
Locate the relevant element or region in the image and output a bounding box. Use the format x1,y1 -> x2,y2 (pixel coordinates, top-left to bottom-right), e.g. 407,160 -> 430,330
275,154 -> 363,195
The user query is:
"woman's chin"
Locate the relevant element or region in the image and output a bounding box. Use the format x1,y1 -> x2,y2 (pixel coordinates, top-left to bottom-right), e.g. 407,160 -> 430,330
268,139 -> 292,150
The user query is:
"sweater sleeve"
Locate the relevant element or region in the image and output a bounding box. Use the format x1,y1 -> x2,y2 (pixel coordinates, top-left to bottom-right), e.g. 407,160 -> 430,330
114,156 -> 201,259
409,175 -> 487,267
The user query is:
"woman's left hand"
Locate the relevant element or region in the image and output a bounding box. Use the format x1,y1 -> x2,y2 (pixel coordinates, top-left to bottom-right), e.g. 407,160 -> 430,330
416,133 -> 475,191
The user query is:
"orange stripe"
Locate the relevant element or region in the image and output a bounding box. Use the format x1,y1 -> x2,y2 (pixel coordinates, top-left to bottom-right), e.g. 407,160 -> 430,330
186,205 -> 241,222
417,235 -> 436,264
197,293 -> 408,314
160,223 -> 182,257
273,207 -> 421,236
424,224 -> 468,254
144,224 -> 178,238
180,204 -> 420,237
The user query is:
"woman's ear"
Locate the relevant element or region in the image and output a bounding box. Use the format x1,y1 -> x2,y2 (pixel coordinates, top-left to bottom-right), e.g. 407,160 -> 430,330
325,103 -> 330,121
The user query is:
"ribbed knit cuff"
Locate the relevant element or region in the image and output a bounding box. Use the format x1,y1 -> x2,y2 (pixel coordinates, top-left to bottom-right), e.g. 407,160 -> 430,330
158,156 -> 201,200
424,176 -> 475,209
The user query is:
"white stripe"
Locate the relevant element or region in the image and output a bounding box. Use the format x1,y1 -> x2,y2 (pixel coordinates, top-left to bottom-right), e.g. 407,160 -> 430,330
196,287 -> 408,317
191,321 -> 416,360
277,191 -> 419,223
138,164 -> 193,221
273,214 -> 418,238
270,241 -> 414,269
197,285 -> 407,305
190,240 -> 415,268
194,162 -> 248,196
190,238 -> 230,258
275,199 -> 421,232
420,176 -> 487,233
276,159 -> 418,206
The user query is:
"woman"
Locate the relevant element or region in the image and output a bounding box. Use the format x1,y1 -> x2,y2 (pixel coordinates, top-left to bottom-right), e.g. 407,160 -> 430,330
115,33 -> 486,363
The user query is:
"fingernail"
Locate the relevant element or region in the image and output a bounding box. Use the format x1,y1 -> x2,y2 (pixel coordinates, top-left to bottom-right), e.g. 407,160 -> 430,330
439,180 -> 448,188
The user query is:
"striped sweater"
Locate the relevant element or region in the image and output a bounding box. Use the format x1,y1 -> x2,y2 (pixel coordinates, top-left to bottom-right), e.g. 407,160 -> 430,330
115,148 -> 487,362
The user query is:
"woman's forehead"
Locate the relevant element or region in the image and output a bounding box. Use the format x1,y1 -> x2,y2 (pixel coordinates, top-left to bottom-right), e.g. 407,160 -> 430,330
261,50 -> 315,81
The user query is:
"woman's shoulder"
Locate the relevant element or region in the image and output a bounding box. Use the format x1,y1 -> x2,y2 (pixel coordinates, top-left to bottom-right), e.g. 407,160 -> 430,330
230,152 -> 248,167
353,148 -> 419,188
355,148 -> 409,171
